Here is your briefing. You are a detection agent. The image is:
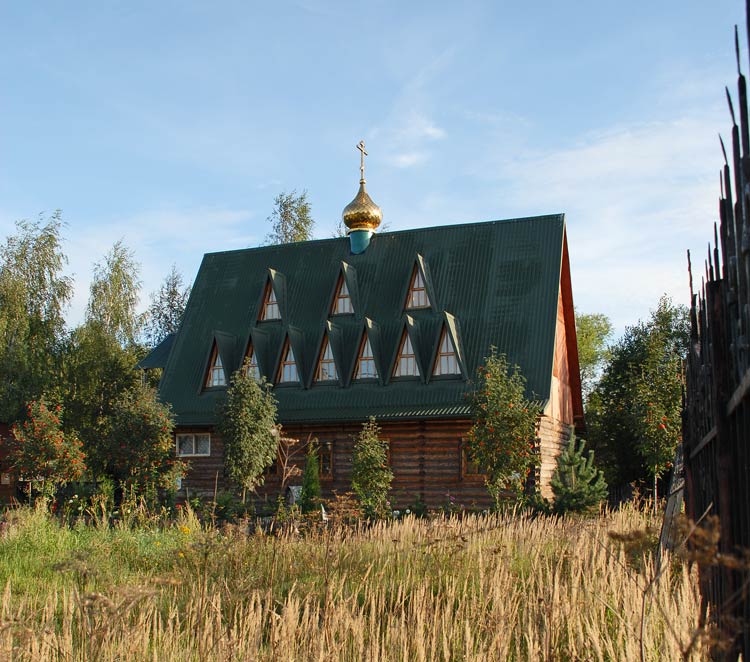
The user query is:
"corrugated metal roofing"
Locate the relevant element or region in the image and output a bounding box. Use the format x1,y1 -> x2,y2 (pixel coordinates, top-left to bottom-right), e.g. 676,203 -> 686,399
159,215 -> 566,426
137,333 -> 176,370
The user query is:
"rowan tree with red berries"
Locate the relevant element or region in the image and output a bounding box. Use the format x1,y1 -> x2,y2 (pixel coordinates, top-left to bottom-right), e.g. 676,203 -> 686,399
467,349 -> 540,508
7,399 -> 85,497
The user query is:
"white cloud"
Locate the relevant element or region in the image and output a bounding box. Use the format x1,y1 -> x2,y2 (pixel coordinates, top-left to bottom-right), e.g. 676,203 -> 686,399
62,206 -> 258,327
491,113 -> 723,334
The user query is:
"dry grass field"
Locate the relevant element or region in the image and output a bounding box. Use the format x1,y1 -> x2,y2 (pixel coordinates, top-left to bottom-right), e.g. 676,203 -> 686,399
0,502 -> 707,661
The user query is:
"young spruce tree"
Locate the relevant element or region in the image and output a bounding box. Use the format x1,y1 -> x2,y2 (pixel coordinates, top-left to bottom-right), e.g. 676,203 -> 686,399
298,441 -> 321,513
550,431 -> 608,514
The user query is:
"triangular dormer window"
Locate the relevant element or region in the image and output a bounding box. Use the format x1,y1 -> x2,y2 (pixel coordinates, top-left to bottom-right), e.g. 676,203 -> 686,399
355,332 -> 378,380
393,331 -> 420,378
277,338 -> 299,383
406,265 -> 430,310
433,327 -> 461,376
205,343 -> 226,387
315,335 -> 338,382
331,276 -> 354,315
260,281 -> 281,321
244,344 -> 261,381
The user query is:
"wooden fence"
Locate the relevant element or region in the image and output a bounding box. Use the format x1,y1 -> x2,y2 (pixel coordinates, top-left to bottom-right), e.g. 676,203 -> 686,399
682,7 -> 750,658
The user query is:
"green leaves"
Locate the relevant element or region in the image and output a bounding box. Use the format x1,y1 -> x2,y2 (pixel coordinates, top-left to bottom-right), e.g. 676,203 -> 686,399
351,418 -> 393,519
467,350 -> 540,505
219,359 -> 279,494
265,190 -> 314,245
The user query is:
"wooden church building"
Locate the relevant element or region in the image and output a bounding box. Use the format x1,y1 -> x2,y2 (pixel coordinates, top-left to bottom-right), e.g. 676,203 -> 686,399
152,145 -> 584,507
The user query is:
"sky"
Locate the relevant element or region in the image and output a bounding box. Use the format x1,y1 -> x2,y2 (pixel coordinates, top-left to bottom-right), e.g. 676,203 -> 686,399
0,1 -> 745,338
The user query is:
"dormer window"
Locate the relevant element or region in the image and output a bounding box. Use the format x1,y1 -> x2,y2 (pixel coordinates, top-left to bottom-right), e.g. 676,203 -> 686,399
406,266 -> 430,309
393,331 -> 419,377
244,345 -> 261,381
355,332 -> 378,380
433,327 -> 461,376
331,277 -> 354,315
315,335 -> 338,382
277,339 -> 299,383
260,282 -> 281,321
205,344 -> 226,387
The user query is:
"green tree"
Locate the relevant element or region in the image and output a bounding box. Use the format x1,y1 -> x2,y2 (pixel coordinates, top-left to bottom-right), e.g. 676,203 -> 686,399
219,360 -> 278,502
550,431 -> 607,514
586,296 -> 688,494
351,417 -> 393,519
466,350 -> 540,507
265,190 -> 314,244
86,240 -> 142,347
575,311 -> 613,402
102,385 -> 182,502
6,399 -> 85,498
142,264 -> 191,348
0,213 -> 72,421
298,441 -> 321,513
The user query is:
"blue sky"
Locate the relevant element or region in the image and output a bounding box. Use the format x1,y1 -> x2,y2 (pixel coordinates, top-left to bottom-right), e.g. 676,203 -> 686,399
0,1 -> 744,336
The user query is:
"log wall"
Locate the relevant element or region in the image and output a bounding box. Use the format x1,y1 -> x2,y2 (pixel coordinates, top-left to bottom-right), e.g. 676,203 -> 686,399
178,414 -> 571,509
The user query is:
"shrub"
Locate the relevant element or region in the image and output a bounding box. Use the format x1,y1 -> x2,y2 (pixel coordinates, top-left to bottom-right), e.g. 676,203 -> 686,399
298,442 -> 321,514
7,399 -> 86,498
219,359 -> 278,502
466,350 -> 540,508
551,431 -> 608,514
351,418 -> 393,519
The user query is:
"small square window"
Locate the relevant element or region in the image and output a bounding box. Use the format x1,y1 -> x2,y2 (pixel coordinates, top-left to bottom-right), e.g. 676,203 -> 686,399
176,433 -> 211,457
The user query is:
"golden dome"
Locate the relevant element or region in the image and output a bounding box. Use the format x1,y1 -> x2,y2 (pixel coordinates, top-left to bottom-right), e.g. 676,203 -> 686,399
342,180 -> 382,232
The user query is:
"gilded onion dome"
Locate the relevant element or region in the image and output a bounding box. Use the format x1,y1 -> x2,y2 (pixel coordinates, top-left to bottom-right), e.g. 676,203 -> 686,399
342,141 -> 382,232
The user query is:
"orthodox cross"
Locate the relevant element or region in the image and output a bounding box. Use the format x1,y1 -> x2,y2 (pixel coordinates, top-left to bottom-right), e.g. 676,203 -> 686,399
357,140 -> 368,181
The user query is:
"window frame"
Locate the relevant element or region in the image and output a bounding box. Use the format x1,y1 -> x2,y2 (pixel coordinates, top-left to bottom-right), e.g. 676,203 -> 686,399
176,433 -> 212,458
276,338 -> 299,384
354,332 -> 378,380
405,266 -> 430,310
205,345 -> 226,388
244,344 -> 261,381
460,438 -> 483,479
331,275 -> 354,316
259,281 -> 281,321
392,329 -> 420,378
319,440 -> 334,480
315,335 -> 338,383
432,327 -> 462,377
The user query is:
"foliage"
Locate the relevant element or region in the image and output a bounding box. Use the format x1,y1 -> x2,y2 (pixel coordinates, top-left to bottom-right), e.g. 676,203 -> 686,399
86,240 -> 142,347
466,350 -> 540,506
6,399 -> 85,495
265,189 -> 314,244
101,385 -> 182,500
575,310 -> 613,402
60,321 -> 142,464
219,360 -> 278,499
0,213 -> 72,421
298,441 -> 321,513
351,417 -> 393,519
586,296 -> 688,490
142,264 -> 191,348
551,431 -> 608,514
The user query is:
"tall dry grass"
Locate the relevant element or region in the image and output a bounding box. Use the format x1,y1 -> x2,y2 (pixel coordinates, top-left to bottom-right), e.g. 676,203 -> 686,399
0,503 -> 705,660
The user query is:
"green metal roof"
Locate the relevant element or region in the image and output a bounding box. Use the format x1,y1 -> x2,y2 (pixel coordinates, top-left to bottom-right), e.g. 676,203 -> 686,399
136,333 -> 176,370
159,215 -> 567,426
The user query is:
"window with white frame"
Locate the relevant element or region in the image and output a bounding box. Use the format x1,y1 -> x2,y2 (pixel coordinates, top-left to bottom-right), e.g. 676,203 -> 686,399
355,333 -> 378,380
206,346 -> 226,387
393,331 -> 420,377
315,335 -> 338,382
277,339 -> 299,383
245,345 -> 261,381
260,282 -> 281,321
406,266 -> 430,309
176,433 -> 211,457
